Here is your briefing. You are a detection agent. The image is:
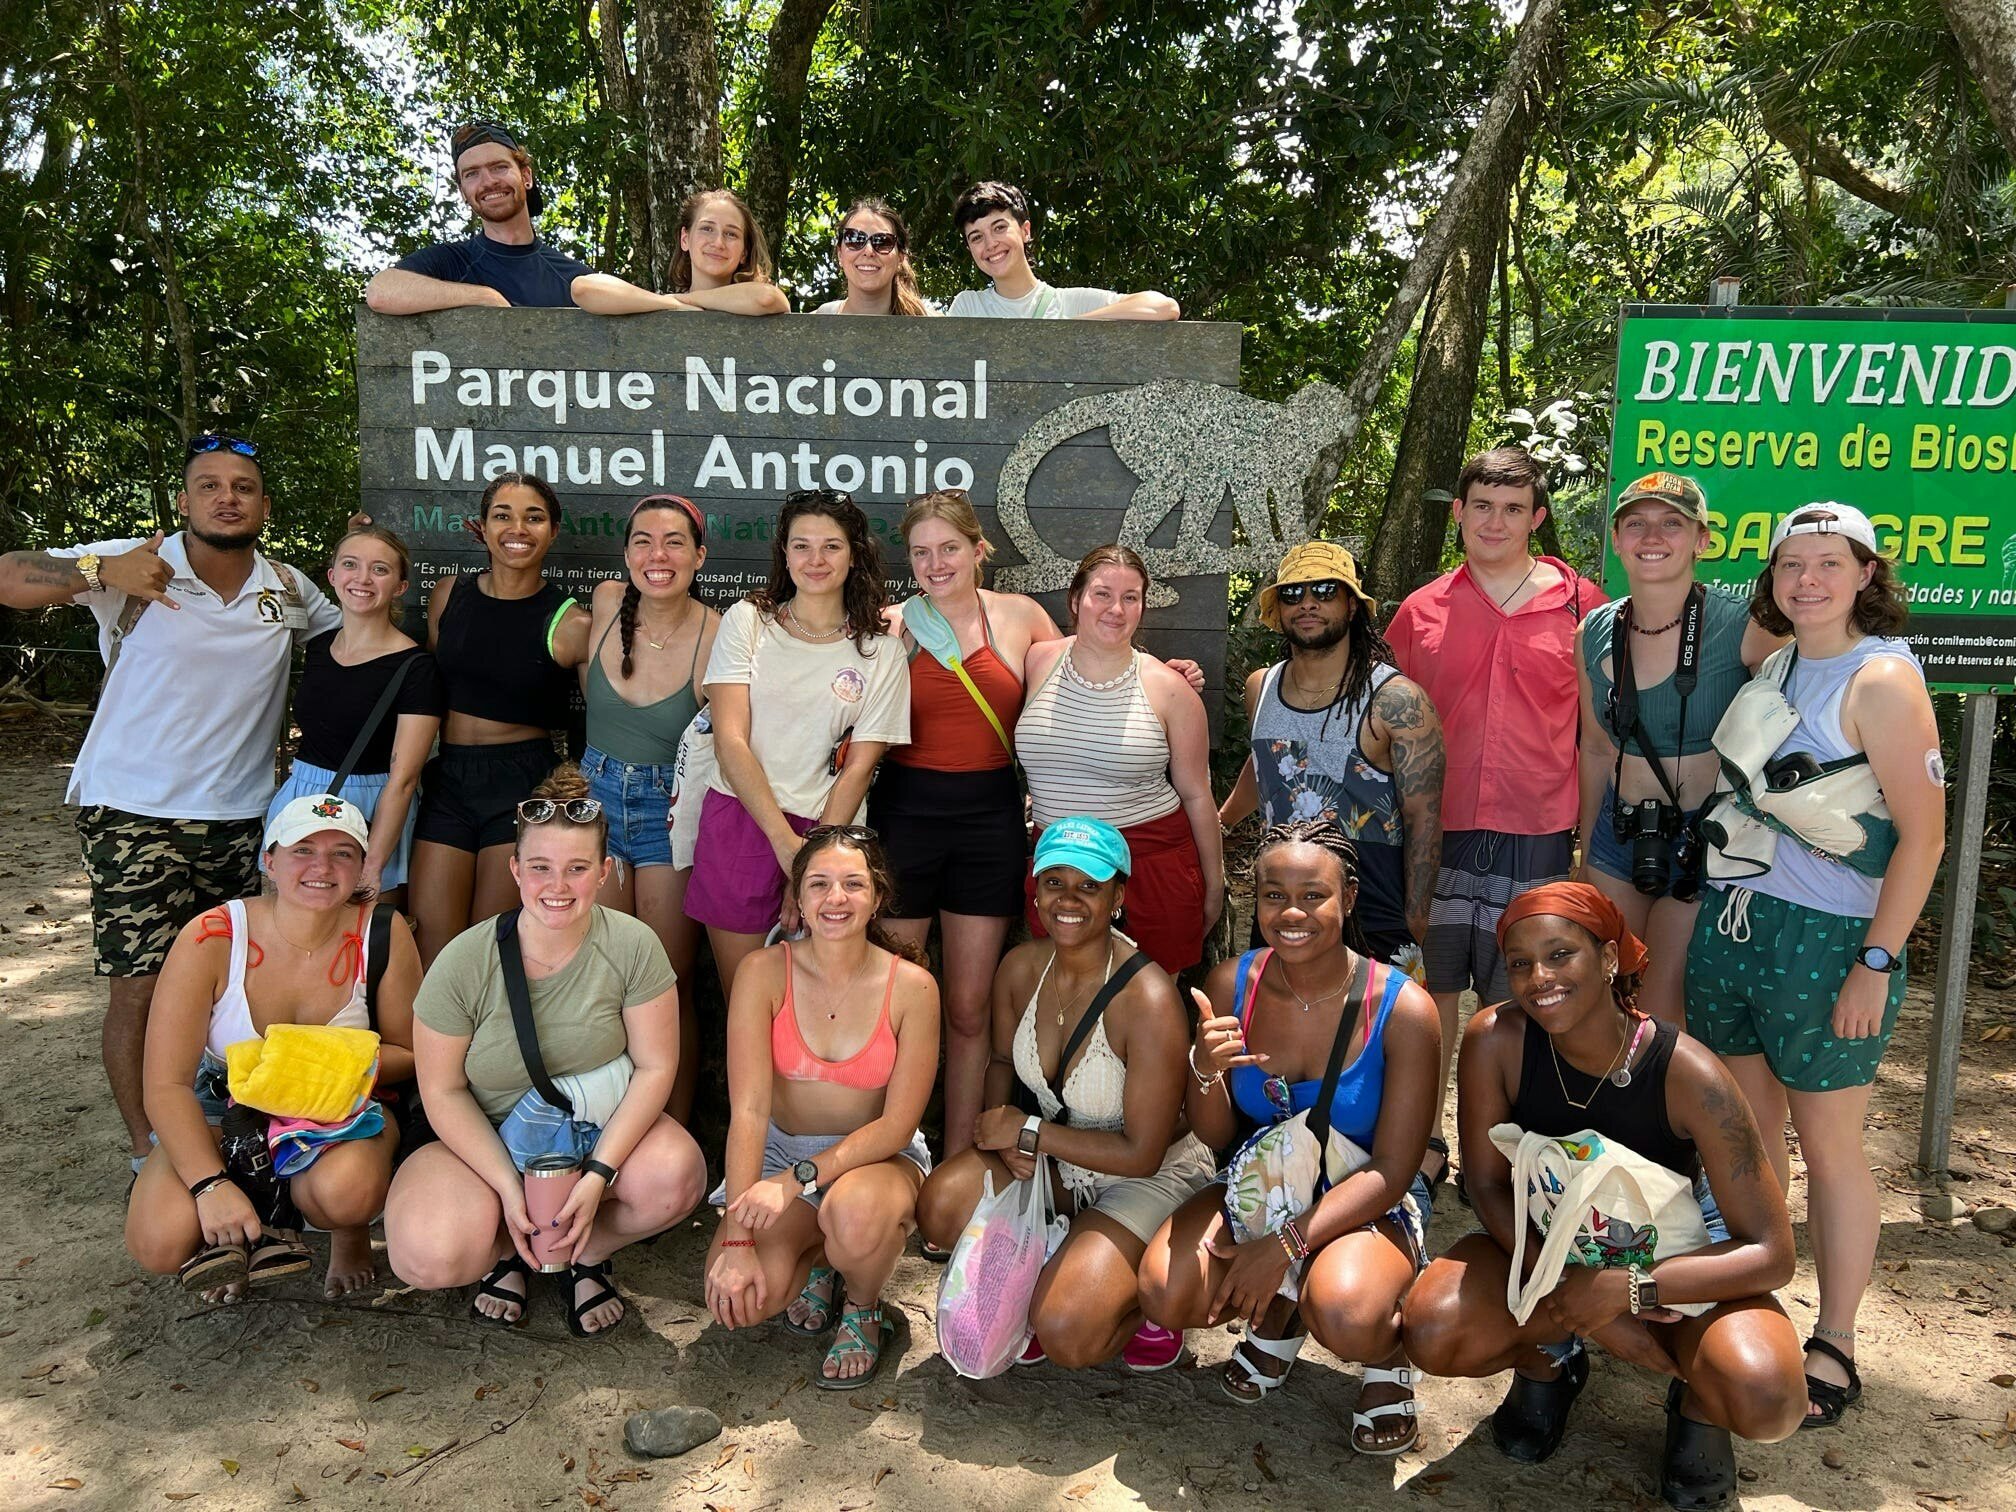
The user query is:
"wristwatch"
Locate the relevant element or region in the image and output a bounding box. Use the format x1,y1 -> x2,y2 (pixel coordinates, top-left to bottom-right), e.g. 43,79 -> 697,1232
77,552 -> 102,591
1016,1115 -> 1043,1157
1854,945 -> 1900,973
581,1158 -> 619,1191
791,1158 -> 821,1197
1627,1264 -> 1660,1315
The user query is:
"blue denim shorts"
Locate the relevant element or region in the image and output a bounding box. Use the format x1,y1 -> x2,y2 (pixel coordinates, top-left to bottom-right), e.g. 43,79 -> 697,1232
268,760 -> 416,888
580,747 -> 676,869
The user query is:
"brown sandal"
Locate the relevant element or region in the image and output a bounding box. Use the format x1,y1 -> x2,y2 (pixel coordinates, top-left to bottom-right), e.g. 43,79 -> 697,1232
246,1231 -> 313,1287
178,1240 -> 248,1294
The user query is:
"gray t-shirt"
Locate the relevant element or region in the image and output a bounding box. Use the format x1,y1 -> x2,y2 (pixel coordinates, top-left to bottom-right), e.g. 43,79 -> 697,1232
945,282 -> 1119,319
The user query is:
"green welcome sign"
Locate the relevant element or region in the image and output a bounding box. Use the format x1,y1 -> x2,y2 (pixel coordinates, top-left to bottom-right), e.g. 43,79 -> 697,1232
1606,304 -> 2016,693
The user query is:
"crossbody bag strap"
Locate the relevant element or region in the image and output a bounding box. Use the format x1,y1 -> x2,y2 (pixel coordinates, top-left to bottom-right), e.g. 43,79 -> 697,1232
328,657 -> 413,797
1305,952 -> 1373,1191
902,596 -> 1013,754
365,901 -> 396,1029
1054,950 -> 1153,1127
495,910 -> 574,1117
105,596 -> 150,676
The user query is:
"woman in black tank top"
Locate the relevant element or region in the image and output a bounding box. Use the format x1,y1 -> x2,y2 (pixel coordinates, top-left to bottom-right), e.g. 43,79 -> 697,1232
1402,882 -> 1804,1509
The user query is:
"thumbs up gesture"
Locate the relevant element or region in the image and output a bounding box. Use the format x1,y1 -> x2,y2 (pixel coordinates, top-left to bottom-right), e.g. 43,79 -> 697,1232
1192,986 -> 1266,1080
98,531 -> 177,607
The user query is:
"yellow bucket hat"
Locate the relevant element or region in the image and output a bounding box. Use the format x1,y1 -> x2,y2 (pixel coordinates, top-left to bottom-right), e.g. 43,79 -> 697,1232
1257,540 -> 1376,631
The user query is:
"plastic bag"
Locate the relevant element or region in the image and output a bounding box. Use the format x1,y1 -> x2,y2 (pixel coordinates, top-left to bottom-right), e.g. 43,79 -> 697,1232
936,1159 -> 1053,1380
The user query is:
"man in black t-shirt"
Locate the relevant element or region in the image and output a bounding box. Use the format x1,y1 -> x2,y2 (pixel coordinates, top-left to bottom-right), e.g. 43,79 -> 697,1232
365,121 -> 592,313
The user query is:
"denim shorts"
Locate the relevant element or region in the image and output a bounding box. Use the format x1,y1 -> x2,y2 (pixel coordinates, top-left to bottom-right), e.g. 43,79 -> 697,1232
269,760 -> 416,888
1585,785 -> 1703,895
580,746 -> 676,869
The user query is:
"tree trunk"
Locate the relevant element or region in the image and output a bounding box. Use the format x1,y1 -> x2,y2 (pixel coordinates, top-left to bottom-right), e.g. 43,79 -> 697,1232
1306,0 -> 1569,531
744,0 -> 840,261
633,0 -> 723,289
1942,0 -> 2016,162
593,0 -> 654,277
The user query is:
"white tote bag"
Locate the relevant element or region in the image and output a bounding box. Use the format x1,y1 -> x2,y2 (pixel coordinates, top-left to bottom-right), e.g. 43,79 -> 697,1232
1488,1123 -> 1713,1325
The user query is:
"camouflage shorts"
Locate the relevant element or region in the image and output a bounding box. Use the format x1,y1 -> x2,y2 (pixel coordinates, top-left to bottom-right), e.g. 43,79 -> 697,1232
74,806 -> 264,976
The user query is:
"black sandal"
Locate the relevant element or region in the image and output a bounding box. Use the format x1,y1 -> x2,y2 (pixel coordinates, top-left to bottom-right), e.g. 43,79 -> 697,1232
1489,1346 -> 1589,1463
566,1258 -> 627,1339
1662,1378 -> 1736,1509
468,1253 -> 531,1329
1422,1136 -> 1452,1204
1798,1335 -> 1862,1429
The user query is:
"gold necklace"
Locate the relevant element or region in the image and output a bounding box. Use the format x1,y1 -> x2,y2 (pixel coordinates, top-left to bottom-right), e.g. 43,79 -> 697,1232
1273,952 -> 1351,1013
1548,1014 -> 1636,1111
269,910 -> 340,956
1049,944 -> 1116,1028
639,598 -> 697,651
800,947 -> 875,1021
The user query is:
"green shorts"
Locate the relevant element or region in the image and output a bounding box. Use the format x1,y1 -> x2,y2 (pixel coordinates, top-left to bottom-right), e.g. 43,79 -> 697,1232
1684,885 -> 1905,1093
74,806 -> 264,976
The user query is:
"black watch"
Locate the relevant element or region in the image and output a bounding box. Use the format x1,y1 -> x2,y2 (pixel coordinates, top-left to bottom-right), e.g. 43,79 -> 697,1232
582,1158 -> 619,1191
791,1158 -> 821,1196
1854,945 -> 1900,973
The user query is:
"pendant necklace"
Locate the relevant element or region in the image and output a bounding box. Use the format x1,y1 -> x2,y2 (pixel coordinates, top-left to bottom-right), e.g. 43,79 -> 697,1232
803,948 -> 874,1020
1274,954 -> 1348,1013
1050,945 -> 1116,1027
1549,1010 -> 1648,1111
1495,559 -> 1538,609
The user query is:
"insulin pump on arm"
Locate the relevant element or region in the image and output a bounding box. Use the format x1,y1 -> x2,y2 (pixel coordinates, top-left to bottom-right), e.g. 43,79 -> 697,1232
1607,586 -> 1705,903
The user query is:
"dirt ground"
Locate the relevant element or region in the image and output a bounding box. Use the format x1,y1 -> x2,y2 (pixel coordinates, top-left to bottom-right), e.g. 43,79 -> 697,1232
1,718 -> 2012,1512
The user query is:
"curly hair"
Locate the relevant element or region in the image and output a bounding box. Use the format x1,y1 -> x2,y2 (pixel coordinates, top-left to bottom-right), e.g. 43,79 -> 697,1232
840,197 -> 929,317
669,188 -> 773,292
788,825 -> 928,965
1748,512 -> 1909,637
513,764 -> 607,859
1250,819 -> 1372,960
618,494 -> 706,679
750,489 -> 889,654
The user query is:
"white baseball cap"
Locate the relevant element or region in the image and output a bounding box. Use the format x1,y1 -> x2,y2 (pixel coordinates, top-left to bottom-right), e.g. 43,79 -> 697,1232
1769,502 -> 1879,557
265,793 -> 370,850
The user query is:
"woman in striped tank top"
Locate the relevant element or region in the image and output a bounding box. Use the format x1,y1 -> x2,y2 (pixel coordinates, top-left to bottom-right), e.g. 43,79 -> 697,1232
1016,547 -> 1222,974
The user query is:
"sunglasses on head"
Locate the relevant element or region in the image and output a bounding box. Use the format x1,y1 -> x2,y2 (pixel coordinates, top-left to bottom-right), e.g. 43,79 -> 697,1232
517,798 -> 603,825
802,822 -> 879,846
839,228 -> 900,254
186,434 -> 259,462
1275,579 -> 1345,606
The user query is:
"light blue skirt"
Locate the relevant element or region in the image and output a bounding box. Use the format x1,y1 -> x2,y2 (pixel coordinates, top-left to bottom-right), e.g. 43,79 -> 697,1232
266,760 -> 416,888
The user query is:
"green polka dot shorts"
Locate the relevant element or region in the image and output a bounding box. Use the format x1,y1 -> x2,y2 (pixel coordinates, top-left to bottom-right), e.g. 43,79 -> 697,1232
1684,886 -> 1905,1092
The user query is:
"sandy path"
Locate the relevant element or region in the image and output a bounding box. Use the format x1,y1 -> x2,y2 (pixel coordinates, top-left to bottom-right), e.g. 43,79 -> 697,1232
1,728 -> 2011,1511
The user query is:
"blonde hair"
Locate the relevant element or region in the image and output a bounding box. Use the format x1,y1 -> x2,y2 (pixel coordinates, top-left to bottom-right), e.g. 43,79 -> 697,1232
331,524 -> 413,626
900,489 -> 992,588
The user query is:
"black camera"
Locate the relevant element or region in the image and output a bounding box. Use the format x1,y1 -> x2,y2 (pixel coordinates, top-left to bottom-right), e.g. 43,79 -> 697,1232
1612,797 -> 1699,901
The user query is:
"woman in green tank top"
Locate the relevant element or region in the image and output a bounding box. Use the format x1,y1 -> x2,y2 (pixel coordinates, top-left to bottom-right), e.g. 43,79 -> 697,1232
579,495 -> 720,1123
1574,473 -> 1783,1024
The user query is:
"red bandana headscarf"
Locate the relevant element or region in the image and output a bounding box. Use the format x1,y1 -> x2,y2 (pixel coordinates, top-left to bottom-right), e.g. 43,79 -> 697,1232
1495,881 -> 1651,980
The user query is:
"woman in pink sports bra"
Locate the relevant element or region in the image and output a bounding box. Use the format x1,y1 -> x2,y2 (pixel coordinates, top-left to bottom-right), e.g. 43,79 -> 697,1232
126,794 -> 421,1304
705,826 -> 939,1391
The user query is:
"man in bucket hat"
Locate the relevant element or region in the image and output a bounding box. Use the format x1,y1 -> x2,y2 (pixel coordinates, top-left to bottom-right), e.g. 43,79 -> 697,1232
365,120 -> 593,313
1221,540 -> 1445,967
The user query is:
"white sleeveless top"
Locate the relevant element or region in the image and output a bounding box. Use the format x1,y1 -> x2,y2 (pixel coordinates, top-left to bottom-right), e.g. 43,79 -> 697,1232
204,898 -> 373,1062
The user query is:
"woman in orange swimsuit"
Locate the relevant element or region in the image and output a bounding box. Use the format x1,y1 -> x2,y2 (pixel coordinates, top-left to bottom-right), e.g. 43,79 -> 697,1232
703,826 -> 940,1389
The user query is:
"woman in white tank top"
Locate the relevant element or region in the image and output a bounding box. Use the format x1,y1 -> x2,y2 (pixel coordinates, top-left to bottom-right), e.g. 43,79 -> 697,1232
125,795 -> 422,1304
915,817 -> 1213,1374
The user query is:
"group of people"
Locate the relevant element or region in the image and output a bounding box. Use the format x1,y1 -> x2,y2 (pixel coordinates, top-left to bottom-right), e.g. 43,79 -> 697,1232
0,118 -> 1947,1510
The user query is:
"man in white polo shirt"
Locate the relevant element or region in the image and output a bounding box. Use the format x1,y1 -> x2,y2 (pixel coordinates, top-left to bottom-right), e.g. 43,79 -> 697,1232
0,435 -> 339,1164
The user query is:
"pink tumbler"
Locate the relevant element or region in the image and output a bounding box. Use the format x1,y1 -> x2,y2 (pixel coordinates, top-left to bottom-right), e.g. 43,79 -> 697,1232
524,1154 -> 582,1273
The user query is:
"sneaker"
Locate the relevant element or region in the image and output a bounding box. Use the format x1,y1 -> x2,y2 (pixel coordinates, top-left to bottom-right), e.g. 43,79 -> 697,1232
1014,1334 -> 1047,1367
1121,1321 -> 1187,1373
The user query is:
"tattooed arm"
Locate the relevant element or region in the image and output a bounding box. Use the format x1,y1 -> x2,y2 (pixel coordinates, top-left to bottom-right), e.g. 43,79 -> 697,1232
0,552 -> 92,610
1369,673 -> 1446,943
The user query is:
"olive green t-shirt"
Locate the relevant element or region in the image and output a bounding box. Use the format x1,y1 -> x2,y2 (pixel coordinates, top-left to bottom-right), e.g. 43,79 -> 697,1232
415,906 -> 677,1122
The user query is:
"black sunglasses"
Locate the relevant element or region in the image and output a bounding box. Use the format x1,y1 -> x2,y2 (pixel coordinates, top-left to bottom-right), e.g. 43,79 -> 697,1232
186,434 -> 259,462
1275,579 -> 1345,606
802,823 -> 879,845
839,228 -> 900,254
517,798 -> 603,825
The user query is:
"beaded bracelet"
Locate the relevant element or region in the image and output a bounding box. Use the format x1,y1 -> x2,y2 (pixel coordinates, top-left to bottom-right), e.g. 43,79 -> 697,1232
719,1238 -> 757,1249
1282,1216 -> 1311,1262
1187,1044 -> 1225,1091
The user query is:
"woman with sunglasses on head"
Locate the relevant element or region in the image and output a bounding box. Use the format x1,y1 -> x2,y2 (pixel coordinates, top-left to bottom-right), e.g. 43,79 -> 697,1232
814,199 -> 933,316
127,794 -> 420,1303
266,526 -> 443,912
1139,821 -> 1439,1456
1016,546 -> 1222,976
1403,882 -> 1805,1506
385,767 -> 705,1338
1576,473 -> 1780,1023
916,816 -> 1214,1372
705,825 -> 939,1389
578,495 -> 720,1123
574,188 -> 789,317
1686,504 -> 1942,1430
690,489 -> 910,996
409,472 -> 591,966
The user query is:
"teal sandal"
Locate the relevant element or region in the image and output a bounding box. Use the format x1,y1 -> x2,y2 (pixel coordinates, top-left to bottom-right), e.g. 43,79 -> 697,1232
815,1298 -> 894,1392
780,1264 -> 838,1338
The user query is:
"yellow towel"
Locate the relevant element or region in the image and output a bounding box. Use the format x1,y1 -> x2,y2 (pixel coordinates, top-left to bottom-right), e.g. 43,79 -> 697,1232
226,1024 -> 381,1123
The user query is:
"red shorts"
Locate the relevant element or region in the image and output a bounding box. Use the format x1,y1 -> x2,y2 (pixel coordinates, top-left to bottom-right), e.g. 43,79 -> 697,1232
1025,807 -> 1205,975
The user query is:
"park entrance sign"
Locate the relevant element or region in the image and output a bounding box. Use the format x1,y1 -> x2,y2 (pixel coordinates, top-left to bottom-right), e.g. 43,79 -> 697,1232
1607,303 -> 2016,692
356,308 -> 1291,718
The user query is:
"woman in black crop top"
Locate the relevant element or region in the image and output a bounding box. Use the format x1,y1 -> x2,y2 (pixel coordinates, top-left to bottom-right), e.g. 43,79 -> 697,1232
266,526 -> 443,911
1402,882 -> 1804,1508
409,472 -> 591,964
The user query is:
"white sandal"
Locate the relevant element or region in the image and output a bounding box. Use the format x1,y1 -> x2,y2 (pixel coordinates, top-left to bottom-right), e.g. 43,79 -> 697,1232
1220,1328 -> 1308,1404
1351,1363 -> 1420,1456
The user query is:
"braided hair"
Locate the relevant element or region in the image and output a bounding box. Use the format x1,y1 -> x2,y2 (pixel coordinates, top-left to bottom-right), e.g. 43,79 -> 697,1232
1319,605 -> 1400,742
1250,818 -> 1374,960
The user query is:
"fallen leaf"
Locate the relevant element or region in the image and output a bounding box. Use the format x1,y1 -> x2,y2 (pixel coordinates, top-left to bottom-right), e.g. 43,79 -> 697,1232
85,1308 -> 106,1326
46,1479 -> 83,1491
1251,1442 -> 1278,1483
276,1446 -> 290,1460
406,1446 -> 431,1458
712,1444 -> 737,1471
22,1363 -> 56,1379
1991,1374 -> 2015,1388
288,1487 -> 308,1505
165,1496 -> 199,1504
221,1461 -> 240,1477
872,1468 -> 892,1488
336,1438 -> 365,1453
562,1455 -> 575,1472
580,1492 -> 605,1509
474,1384 -> 493,1401
744,1459 -> 756,1481
369,1386 -> 406,1403
300,1379 -> 321,1393
1063,1484 -> 1097,1501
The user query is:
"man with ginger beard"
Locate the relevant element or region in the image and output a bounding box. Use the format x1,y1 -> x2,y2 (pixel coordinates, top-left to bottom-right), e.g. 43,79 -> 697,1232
365,120 -> 592,312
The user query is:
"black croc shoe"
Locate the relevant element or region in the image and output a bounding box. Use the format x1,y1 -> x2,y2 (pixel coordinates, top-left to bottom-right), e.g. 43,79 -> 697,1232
1490,1347 -> 1589,1463
1662,1378 -> 1737,1510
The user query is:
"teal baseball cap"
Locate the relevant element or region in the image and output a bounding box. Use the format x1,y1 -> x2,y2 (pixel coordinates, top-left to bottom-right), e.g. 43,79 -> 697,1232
1033,816 -> 1132,881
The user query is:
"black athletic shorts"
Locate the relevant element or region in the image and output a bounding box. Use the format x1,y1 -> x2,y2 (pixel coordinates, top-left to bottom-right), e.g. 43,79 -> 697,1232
413,738 -> 557,853
869,762 -> 1026,919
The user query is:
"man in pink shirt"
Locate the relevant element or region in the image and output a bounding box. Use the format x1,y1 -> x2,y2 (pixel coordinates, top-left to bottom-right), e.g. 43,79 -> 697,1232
1386,448 -> 1606,1183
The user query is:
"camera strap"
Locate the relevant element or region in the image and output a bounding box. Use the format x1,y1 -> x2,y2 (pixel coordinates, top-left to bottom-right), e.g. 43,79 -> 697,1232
1610,585 -> 1703,815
